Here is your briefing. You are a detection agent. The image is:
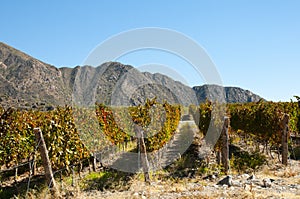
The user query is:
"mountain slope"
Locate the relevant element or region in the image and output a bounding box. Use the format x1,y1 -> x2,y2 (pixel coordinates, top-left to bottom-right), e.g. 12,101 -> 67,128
0,42 -> 68,109
0,42 -> 263,109
193,84 -> 262,103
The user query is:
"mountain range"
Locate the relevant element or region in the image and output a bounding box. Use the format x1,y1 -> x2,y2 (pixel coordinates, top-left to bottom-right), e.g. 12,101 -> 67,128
0,42 -> 263,110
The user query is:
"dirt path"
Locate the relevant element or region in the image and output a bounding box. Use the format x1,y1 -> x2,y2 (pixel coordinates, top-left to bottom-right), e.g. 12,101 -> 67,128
98,120 -> 199,172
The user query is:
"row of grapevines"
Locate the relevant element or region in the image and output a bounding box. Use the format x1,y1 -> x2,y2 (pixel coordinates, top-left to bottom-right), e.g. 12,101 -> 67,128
229,101 -> 299,146
96,99 -> 181,152
0,108 -> 35,168
95,104 -> 131,145
190,101 -> 299,147
38,106 -> 90,170
0,106 -> 90,171
72,106 -> 110,154
189,101 -> 226,149
0,99 -> 181,172
131,99 -> 181,152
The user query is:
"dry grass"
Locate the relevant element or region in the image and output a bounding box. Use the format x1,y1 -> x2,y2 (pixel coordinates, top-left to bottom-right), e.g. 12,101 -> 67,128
24,173 -> 300,199
7,159 -> 300,199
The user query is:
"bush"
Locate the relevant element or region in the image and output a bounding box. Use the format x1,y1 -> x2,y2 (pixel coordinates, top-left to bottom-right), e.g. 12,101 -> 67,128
230,150 -> 267,173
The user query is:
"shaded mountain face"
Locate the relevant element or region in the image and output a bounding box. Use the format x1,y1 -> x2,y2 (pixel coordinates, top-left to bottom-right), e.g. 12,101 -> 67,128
0,42 -> 263,109
69,62 -> 198,107
0,42 -> 68,110
193,85 -> 262,103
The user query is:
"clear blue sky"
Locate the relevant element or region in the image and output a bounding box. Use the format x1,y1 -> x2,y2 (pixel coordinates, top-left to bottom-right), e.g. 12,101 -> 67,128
1,0 -> 299,102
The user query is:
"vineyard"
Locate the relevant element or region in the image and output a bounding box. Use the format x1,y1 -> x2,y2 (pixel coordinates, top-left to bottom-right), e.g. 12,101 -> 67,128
0,99 -> 300,198
189,100 -> 300,172
190,100 -> 300,149
0,99 -> 181,195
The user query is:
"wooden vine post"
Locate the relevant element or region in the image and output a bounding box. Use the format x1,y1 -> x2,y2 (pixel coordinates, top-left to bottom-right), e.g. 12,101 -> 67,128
91,153 -> 97,172
136,126 -> 150,184
34,128 -> 60,197
282,114 -> 289,166
216,151 -> 221,165
221,117 -> 230,174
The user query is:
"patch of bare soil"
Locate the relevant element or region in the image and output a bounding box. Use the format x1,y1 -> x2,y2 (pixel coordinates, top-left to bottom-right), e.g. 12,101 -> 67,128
61,160 -> 300,199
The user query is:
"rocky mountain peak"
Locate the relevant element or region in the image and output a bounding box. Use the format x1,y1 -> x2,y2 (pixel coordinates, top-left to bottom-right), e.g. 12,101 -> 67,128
0,42 -> 264,109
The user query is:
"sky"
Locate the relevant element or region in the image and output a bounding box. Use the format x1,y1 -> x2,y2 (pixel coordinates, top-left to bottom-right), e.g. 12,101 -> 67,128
1,0 -> 299,102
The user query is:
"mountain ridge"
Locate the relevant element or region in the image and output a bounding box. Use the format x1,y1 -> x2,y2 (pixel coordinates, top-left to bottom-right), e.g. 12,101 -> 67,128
0,42 -> 263,109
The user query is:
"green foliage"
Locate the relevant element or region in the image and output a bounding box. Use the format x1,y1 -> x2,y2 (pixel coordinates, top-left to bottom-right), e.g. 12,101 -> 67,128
229,101 -> 299,147
72,107 -> 109,153
230,151 -> 267,173
291,146 -> 300,160
96,99 -> 181,152
96,104 -> 131,145
39,106 -> 90,170
190,101 -> 226,149
1,100 -> 298,179
143,101 -> 181,152
81,170 -> 132,191
191,100 -> 299,172
0,99 -> 180,176
0,108 -> 35,167
0,106 -> 90,171
197,101 -> 212,135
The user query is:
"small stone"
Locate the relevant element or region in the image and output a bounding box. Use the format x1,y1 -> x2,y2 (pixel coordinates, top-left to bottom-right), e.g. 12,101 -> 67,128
263,178 -> 272,188
217,175 -> 233,186
242,174 -> 250,179
223,184 -> 228,189
203,174 -> 217,181
247,174 -> 255,181
232,181 -> 243,187
252,179 -> 262,186
133,192 -> 139,196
